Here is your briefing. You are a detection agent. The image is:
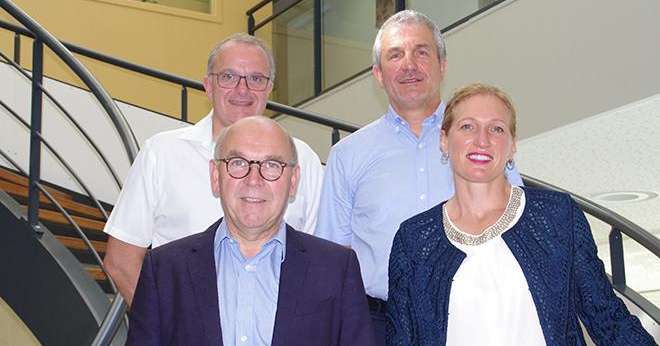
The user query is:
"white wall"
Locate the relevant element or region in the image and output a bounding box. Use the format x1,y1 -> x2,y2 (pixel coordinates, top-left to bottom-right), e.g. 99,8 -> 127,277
0,63 -> 189,203
282,0 -> 660,160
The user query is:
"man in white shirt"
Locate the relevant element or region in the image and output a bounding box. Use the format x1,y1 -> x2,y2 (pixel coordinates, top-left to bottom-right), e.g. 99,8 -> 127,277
103,33 -> 324,305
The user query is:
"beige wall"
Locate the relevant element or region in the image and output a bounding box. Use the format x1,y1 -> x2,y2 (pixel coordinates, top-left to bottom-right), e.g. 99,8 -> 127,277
0,297 -> 40,346
0,0 -> 271,123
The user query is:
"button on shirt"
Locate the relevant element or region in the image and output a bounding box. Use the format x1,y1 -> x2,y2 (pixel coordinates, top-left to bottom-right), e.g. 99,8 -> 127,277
214,220 -> 286,346
315,104 -> 523,300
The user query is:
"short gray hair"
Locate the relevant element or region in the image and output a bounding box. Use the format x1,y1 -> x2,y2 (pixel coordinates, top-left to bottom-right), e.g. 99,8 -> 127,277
213,116 -> 298,166
206,33 -> 276,82
372,10 -> 446,67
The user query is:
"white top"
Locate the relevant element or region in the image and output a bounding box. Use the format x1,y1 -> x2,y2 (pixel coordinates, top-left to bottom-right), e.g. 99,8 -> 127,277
103,112 -> 324,248
445,187 -> 546,345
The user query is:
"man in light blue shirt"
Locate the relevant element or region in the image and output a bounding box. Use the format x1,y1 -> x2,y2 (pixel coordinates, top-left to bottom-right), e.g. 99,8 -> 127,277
315,10 -> 522,345
128,117 -> 376,345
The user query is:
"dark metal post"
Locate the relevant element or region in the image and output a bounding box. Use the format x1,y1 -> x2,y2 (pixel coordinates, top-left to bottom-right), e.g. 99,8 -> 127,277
27,39 -> 44,229
609,227 -> 626,287
313,0 -> 322,96
331,128 -> 340,145
13,33 -> 21,64
248,14 -> 255,35
395,0 -> 406,12
181,85 -> 188,122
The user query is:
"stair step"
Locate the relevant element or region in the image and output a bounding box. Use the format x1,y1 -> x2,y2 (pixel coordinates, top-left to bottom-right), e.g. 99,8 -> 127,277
0,179 -> 106,220
2,167 -> 114,294
22,207 -> 106,233
0,167 -> 73,202
84,265 -> 107,281
54,235 -> 107,254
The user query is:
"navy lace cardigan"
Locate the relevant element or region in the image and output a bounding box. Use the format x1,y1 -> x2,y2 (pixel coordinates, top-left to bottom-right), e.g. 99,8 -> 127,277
386,187 -> 654,345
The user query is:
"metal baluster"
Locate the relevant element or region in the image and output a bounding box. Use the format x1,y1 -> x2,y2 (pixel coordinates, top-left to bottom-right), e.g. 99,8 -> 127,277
609,227 -> 626,287
13,33 -> 20,64
181,85 -> 188,122
332,128 -> 340,145
395,0 -> 406,12
313,0 -> 322,96
248,14 -> 255,35
27,39 -> 44,230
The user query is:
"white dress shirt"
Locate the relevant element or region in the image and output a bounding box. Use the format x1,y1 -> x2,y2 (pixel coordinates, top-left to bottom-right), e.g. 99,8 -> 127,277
104,112 -> 324,248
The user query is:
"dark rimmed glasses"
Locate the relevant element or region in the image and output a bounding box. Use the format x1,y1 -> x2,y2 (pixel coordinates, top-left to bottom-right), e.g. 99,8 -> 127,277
208,71 -> 271,91
215,157 -> 291,181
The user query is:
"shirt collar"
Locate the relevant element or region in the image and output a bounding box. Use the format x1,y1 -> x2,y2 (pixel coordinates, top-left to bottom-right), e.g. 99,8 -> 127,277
214,218 -> 287,262
384,102 -> 446,131
177,110 -> 215,150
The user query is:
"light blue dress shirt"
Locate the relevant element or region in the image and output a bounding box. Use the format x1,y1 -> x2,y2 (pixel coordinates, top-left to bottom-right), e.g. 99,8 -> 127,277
315,104 -> 523,300
214,220 -> 286,346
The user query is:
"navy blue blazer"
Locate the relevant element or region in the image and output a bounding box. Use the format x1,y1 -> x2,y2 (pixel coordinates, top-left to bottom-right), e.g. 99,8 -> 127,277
127,219 -> 376,346
387,188 -> 654,345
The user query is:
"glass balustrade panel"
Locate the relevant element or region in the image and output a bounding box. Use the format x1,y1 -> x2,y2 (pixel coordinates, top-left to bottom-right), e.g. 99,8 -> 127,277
261,0 -> 316,106
321,0 -> 378,90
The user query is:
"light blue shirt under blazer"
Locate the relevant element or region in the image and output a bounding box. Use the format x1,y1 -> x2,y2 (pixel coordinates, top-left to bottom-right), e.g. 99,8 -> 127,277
315,103 -> 523,300
214,219 -> 286,346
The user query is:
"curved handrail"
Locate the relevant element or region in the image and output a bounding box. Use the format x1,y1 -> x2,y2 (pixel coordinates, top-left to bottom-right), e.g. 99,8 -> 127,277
0,2 -> 137,344
0,100 -> 110,220
0,148 -> 117,293
0,17 -> 360,133
522,175 -> 660,257
246,0 -> 304,34
522,174 -> 660,323
246,0 -> 272,16
0,3 -> 139,163
0,51 -> 123,191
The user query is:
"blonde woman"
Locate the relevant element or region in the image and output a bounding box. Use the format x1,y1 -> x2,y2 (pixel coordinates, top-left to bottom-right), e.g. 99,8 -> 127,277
386,83 -> 653,345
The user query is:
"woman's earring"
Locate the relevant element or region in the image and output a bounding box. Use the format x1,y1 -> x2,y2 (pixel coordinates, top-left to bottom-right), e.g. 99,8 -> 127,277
506,159 -> 515,170
441,151 -> 449,165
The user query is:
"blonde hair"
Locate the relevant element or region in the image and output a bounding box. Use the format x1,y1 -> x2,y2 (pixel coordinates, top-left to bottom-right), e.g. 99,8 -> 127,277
442,83 -> 517,138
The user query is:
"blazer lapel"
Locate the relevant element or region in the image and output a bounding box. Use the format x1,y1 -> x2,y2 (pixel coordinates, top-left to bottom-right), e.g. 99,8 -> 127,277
271,227 -> 310,346
187,219 -> 223,346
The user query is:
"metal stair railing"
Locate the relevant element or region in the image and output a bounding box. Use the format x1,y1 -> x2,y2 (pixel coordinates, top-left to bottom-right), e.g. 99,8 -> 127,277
0,51 -> 123,195
245,0 -> 406,100
0,1 -> 138,344
2,1 -> 658,343
523,175 -> 660,323
0,17 -> 359,146
0,99 -> 111,220
0,148 -> 116,293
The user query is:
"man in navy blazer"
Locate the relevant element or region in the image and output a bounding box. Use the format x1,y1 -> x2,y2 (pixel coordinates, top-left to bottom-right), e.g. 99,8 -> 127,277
127,117 -> 375,345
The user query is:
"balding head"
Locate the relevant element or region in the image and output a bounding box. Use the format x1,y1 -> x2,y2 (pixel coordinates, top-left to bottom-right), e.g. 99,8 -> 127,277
213,116 -> 297,165
209,116 -> 300,242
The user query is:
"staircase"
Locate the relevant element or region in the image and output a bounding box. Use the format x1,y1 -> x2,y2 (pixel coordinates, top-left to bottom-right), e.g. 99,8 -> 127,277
1,0 -> 659,344
0,165 -> 113,293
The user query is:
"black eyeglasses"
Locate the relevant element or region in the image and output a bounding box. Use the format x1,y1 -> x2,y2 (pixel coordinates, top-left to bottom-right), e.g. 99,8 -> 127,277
215,157 -> 291,181
208,71 -> 271,91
